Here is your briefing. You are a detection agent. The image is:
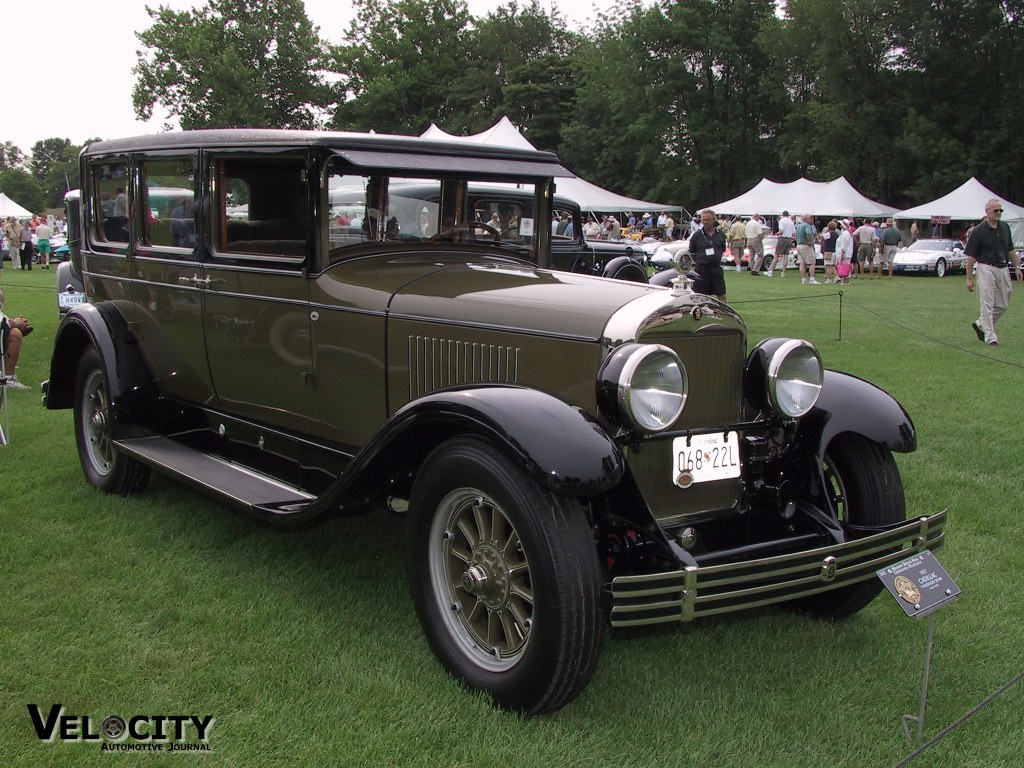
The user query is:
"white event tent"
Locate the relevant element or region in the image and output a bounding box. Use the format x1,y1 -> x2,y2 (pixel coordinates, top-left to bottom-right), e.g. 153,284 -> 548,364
702,177 -> 894,218
892,177 -> 1024,245
0,192 -> 33,219
420,117 -> 679,216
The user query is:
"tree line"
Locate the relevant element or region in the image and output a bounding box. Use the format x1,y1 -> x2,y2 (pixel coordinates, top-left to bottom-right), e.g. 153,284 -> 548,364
5,0 -> 1023,213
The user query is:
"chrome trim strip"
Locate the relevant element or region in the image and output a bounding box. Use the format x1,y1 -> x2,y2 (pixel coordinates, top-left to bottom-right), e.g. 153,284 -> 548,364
609,510 -> 948,627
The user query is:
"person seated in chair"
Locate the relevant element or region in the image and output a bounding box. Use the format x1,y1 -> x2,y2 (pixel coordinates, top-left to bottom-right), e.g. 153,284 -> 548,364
0,287 -> 32,391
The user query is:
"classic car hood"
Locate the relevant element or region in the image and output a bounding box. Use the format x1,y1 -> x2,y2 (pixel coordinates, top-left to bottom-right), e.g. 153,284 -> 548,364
387,256 -> 664,341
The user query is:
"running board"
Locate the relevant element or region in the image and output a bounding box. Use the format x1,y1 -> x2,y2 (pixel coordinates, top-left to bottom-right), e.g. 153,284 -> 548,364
114,435 -> 315,513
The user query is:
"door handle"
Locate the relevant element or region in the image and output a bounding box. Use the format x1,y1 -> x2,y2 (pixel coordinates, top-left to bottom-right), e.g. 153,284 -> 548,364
178,274 -> 211,288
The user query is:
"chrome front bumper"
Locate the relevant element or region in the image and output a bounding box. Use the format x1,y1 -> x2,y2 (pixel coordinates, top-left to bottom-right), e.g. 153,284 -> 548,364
610,510 -> 947,627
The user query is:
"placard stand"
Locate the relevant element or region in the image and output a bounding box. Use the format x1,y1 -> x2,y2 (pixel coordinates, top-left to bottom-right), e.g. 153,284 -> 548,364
876,547 -> 960,748
901,613 -> 937,746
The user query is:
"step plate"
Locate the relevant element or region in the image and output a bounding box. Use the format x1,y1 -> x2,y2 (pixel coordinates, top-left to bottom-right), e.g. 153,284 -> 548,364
114,435 -> 314,510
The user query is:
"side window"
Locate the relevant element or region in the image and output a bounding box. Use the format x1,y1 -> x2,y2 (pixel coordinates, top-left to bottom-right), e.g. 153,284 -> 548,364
138,157 -> 196,252
473,198 -> 536,242
550,205 -> 576,241
89,160 -> 129,245
213,156 -> 307,262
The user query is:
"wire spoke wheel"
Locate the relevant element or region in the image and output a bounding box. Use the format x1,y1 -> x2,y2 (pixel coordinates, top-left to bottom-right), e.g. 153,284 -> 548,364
431,490 -> 532,670
409,436 -> 603,714
79,368 -> 114,477
73,348 -> 149,494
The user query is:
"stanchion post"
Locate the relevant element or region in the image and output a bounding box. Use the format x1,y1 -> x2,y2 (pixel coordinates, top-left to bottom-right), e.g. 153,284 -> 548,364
901,613 -> 937,746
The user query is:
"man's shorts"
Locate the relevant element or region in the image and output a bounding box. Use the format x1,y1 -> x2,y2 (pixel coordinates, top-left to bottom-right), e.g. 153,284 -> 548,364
773,237 -> 791,265
796,243 -> 815,266
36,239 -> 51,254
878,245 -> 897,265
857,243 -> 874,263
695,264 -> 727,297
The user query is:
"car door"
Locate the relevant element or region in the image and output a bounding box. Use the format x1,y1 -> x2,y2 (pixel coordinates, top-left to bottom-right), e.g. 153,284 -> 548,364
199,150 -> 318,435
130,153 -> 218,406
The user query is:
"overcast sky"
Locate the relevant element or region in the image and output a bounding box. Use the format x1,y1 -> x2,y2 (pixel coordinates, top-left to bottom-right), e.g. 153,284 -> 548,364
1,0 -> 626,155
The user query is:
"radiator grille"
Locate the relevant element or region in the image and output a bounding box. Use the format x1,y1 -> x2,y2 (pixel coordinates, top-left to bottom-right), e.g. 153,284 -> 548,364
408,336 -> 520,398
631,329 -> 746,522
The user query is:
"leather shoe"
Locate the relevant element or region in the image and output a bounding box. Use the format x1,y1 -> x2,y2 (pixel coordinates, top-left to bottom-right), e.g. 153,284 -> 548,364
971,321 -> 984,342
22,325 -> 33,337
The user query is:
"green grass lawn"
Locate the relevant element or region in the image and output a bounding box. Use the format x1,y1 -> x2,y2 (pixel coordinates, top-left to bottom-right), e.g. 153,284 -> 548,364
2,265 -> 1022,767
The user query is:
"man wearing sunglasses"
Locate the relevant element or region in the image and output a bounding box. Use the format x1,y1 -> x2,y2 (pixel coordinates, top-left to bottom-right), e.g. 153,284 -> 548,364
965,199 -> 1023,347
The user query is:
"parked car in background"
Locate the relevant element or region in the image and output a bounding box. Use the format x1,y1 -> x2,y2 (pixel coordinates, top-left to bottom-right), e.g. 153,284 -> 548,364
46,128 -> 946,716
647,238 -> 691,272
892,238 -> 967,277
757,236 -> 824,272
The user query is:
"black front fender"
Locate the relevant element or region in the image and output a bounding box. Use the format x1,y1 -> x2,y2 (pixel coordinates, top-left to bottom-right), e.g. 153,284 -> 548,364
384,386 -> 625,496
797,370 -> 917,463
602,255 -> 649,283
275,386 -> 626,526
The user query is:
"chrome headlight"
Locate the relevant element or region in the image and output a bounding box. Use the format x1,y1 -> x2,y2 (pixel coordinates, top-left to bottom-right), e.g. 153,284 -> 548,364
744,338 -> 823,419
598,344 -> 687,432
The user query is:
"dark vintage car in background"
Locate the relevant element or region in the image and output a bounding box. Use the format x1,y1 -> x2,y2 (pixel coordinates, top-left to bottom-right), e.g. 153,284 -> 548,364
46,129 -> 946,715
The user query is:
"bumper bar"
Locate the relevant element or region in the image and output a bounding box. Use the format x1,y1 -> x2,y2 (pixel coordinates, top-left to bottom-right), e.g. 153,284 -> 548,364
610,509 -> 947,627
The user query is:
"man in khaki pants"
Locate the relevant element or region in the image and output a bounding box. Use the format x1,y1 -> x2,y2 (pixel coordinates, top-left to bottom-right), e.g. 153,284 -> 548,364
965,199 -> 1023,347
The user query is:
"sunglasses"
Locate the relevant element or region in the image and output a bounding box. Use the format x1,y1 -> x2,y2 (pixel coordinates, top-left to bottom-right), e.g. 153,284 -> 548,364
991,208 -> 1004,213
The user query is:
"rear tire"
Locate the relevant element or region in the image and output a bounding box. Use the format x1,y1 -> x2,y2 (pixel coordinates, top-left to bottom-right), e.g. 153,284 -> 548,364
407,436 -> 603,715
73,348 -> 150,494
790,434 -> 906,619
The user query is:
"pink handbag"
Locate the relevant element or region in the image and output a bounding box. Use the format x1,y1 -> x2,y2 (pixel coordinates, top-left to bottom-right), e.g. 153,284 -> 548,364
836,258 -> 851,278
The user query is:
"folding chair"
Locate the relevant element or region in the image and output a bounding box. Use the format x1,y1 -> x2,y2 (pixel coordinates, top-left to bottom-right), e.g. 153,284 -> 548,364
0,315 -> 10,446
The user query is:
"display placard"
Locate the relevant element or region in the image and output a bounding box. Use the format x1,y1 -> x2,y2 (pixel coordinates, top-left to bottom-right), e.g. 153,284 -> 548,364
876,550 -> 960,619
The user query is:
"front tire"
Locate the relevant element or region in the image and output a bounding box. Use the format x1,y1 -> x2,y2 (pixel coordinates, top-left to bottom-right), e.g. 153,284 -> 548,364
935,257 -> 946,277
407,436 -> 604,715
790,434 -> 906,619
73,348 -> 150,494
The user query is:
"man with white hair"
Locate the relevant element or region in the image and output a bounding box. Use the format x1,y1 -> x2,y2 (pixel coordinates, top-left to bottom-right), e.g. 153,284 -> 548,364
746,213 -> 765,274
965,198 -> 1023,346
795,214 -> 818,284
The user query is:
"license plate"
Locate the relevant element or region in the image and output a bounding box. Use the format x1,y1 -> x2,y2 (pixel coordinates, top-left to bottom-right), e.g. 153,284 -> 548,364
672,432 -> 741,487
58,292 -> 86,308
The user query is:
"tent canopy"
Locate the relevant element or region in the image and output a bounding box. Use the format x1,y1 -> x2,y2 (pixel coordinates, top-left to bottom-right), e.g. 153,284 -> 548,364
420,117 -> 679,215
702,177 -> 894,218
893,178 -> 1024,245
0,192 -> 33,219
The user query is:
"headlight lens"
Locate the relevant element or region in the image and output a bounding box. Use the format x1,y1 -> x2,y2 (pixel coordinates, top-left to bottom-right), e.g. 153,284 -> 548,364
767,339 -> 823,418
745,338 -> 823,419
600,344 -> 687,432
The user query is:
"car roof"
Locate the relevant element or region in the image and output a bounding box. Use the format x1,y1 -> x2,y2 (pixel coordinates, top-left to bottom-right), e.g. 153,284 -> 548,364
82,129 -> 572,179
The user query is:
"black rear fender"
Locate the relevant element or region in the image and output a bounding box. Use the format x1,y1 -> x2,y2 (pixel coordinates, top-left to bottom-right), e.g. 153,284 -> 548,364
45,302 -> 154,410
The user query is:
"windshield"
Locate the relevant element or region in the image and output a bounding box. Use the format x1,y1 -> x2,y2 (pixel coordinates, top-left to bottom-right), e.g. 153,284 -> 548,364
906,239 -> 959,252
324,161 -> 541,263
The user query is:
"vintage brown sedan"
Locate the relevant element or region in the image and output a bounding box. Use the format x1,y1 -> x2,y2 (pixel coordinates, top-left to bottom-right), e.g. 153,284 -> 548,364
46,130 -> 946,715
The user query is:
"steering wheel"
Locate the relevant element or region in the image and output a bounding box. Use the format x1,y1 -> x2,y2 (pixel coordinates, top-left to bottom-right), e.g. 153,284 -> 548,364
429,222 -> 500,243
